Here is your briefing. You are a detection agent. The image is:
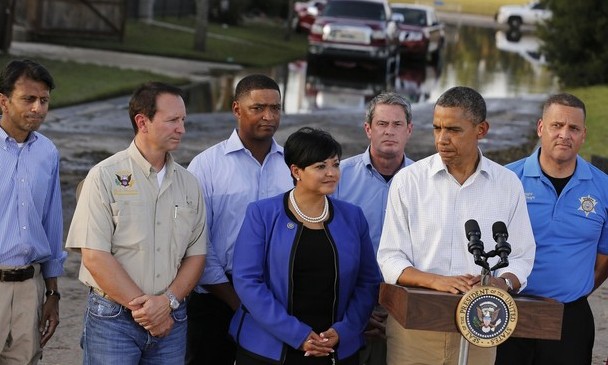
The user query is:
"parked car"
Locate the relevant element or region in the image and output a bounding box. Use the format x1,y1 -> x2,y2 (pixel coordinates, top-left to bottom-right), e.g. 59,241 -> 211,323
495,30 -> 547,70
391,3 -> 444,63
304,69 -> 391,111
494,1 -> 552,28
395,61 -> 441,103
292,0 -> 327,33
307,0 -> 401,74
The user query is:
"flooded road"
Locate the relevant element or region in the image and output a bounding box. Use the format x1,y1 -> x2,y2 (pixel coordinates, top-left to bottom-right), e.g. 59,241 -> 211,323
181,24 -> 558,115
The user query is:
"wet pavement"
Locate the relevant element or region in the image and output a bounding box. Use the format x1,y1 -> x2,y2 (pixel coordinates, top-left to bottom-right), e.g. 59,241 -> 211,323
41,92 -> 545,206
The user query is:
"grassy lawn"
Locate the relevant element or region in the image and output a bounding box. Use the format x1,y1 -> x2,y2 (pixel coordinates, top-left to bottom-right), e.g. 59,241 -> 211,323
567,86 -> 608,160
42,19 -> 308,68
0,54 -> 186,108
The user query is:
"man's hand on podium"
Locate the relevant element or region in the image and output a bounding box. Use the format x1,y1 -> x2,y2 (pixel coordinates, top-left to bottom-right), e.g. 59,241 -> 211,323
469,273 -> 519,293
429,273 -> 475,294
397,267 -> 476,294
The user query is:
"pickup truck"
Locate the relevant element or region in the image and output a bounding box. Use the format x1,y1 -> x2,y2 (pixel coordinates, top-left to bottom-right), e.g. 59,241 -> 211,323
494,1 -> 552,28
307,0 -> 401,75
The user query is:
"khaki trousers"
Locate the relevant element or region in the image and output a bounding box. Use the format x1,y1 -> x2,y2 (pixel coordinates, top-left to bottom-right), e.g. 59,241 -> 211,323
0,264 -> 44,365
386,315 -> 496,365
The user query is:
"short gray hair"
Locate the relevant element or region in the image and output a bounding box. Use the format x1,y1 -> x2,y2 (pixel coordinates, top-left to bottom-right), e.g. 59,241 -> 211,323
365,92 -> 413,125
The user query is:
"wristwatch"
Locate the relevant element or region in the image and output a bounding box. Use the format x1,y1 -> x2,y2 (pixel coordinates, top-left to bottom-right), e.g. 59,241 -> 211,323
502,277 -> 514,292
45,289 -> 61,300
164,290 -> 180,310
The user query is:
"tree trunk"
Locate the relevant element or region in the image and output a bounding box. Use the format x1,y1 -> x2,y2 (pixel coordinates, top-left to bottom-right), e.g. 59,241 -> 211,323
194,0 -> 209,51
138,0 -> 155,22
285,0 -> 295,41
0,0 -> 15,53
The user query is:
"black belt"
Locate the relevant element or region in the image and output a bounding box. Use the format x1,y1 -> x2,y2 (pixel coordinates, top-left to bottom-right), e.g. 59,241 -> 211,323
0,265 -> 35,282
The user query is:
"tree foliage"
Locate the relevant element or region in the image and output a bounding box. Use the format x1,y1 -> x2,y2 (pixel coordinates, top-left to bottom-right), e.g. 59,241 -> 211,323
209,0 -> 251,25
249,0 -> 288,17
538,0 -> 608,87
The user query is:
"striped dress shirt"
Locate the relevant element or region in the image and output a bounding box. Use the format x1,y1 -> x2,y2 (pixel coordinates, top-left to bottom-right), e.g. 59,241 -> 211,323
0,128 -> 66,278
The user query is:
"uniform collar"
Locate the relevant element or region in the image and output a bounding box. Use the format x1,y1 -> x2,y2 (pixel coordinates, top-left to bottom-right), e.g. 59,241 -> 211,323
523,147 -> 592,180
127,140 -> 175,178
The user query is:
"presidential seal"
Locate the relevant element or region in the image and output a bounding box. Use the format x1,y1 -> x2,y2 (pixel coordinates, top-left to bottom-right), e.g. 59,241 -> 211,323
456,286 -> 517,347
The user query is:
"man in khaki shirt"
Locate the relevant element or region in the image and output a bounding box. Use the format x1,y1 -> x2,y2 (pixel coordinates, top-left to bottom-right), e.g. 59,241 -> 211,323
66,82 -> 207,364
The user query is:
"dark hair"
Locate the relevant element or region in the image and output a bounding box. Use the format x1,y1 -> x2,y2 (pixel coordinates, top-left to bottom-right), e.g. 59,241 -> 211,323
128,82 -> 183,133
284,127 -> 342,178
543,93 -> 586,120
0,59 -> 55,96
234,74 -> 280,102
366,92 -> 413,125
435,86 -> 486,125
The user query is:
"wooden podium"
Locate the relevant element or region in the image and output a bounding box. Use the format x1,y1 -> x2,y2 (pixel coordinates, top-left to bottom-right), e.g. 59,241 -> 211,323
379,283 -> 564,340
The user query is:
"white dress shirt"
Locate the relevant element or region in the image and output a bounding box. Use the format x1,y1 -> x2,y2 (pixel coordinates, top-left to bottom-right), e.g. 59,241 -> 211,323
377,152 -> 535,289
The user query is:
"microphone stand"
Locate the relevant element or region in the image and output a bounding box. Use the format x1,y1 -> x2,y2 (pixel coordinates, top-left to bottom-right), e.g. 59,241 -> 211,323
459,248 -> 508,365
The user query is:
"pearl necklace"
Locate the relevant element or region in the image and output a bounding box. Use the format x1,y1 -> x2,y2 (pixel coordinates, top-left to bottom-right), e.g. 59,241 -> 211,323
289,189 -> 329,223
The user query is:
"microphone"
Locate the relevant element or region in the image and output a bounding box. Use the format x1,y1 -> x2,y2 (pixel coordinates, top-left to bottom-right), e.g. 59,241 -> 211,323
465,219 -> 488,269
492,221 -> 511,267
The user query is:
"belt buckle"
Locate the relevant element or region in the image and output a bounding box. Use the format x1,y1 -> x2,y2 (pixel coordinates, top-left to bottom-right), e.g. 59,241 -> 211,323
90,287 -> 128,311
91,287 -> 113,301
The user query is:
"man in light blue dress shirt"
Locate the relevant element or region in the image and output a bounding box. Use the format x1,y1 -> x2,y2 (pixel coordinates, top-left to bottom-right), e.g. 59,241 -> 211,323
0,59 -> 67,364
186,74 -> 293,364
334,92 -> 414,365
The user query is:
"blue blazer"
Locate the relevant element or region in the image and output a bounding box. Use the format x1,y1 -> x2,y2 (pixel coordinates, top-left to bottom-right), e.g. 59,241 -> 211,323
230,192 -> 381,363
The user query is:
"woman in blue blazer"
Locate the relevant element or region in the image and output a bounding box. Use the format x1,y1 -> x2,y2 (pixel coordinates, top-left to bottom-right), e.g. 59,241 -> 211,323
230,127 -> 382,364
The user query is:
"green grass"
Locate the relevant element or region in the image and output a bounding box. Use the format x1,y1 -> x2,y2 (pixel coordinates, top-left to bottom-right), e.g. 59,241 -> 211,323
0,54 -> 187,109
566,86 -> 608,160
42,19 -> 308,68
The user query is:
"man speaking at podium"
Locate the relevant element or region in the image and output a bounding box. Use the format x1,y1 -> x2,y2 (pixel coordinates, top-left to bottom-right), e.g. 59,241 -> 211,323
377,86 -> 536,365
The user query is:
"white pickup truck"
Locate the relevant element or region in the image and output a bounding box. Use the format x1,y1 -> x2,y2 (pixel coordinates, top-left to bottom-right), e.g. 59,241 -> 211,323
494,1 -> 552,28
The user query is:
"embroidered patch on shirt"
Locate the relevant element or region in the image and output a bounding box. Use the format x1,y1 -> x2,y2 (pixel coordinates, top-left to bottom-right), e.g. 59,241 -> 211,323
578,195 -> 597,217
113,170 -> 138,195
525,192 -> 535,201
115,173 -> 134,187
